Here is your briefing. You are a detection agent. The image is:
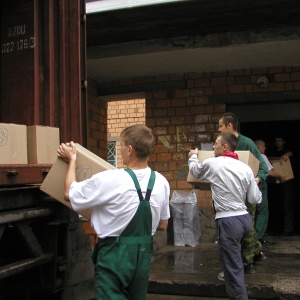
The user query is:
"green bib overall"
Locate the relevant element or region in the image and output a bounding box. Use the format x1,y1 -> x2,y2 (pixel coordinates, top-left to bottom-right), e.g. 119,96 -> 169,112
93,168 -> 156,300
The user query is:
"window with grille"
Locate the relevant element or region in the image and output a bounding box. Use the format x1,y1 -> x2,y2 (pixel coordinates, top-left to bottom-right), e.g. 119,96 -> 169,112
107,142 -> 116,167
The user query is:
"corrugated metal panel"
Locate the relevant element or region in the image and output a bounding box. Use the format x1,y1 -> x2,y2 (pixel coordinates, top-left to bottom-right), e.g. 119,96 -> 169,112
0,0 -> 87,145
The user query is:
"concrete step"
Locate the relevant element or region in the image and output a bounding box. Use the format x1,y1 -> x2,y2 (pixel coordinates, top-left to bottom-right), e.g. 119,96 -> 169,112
148,238 -> 300,299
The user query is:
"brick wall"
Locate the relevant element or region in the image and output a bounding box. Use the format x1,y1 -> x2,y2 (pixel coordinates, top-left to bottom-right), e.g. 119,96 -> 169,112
99,66 -> 300,207
89,66 -> 300,243
107,99 -> 145,168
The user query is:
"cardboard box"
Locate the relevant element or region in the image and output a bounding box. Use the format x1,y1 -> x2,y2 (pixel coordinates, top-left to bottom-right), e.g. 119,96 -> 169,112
27,126 -> 60,164
187,151 -> 215,189
268,157 -> 294,183
187,150 -> 260,189
40,143 -> 116,219
0,123 -> 28,164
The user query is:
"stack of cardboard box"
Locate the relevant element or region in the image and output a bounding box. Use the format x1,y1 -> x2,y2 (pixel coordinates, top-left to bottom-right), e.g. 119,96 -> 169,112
0,123 -> 60,164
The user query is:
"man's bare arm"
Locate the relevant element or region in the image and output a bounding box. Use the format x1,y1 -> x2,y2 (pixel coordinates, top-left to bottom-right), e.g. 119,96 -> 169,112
157,220 -> 168,231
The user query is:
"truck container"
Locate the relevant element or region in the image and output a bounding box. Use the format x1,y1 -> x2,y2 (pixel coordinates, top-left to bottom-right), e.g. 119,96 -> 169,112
1,1 -> 95,299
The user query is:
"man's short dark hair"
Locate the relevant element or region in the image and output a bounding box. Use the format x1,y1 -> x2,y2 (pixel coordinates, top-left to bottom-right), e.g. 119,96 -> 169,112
120,124 -> 154,159
221,113 -> 239,131
220,132 -> 237,152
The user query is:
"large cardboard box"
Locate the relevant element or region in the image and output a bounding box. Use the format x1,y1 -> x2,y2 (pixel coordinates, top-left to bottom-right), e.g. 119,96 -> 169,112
268,157 -> 294,183
187,150 -> 260,189
0,123 -> 28,164
27,125 -> 60,164
40,143 -> 116,219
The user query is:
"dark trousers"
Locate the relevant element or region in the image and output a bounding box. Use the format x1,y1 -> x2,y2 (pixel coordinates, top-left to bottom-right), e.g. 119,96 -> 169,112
268,179 -> 295,234
217,214 -> 252,300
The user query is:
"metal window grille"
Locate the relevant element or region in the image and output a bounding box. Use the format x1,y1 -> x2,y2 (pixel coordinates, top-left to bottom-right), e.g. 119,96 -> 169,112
107,142 -> 116,167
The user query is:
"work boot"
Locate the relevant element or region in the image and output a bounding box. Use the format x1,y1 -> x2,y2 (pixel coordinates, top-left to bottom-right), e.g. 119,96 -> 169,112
218,271 -> 225,281
244,263 -> 255,274
253,251 -> 267,264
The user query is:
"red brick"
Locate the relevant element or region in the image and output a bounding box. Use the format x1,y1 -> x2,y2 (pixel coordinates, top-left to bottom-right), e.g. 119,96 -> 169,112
251,68 -> 267,74
175,107 -> 190,115
170,73 -> 185,81
245,84 -> 253,93
204,87 -> 213,95
214,104 -> 226,113
269,82 -> 285,91
157,153 -> 173,161
234,76 -> 250,84
171,116 -> 186,125
153,109 -> 168,117
154,161 -> 169,171
294,81 -> 300,89
154,143 -> 169,153
213,85 -> 228,94
195,78 -> 210,87
172,98 -> 186,106
211,77 -> 226,86
187,80 -> 195,88
188,72 -> 204,79
194,96 -> 209,105
155,74 -> 169,82
226,76 -> 234,85
190,105 -> 205,115
175,89 -> 190,98
133,77 -> 154,84
156,117 -> 171,126
146,117 -> 156,126
190,88 -> 205,97
229,85 -> 244,93
285,82 -> 294,90
228,69 -> 243,76
291,72 -> 300,81
156,99 -> 171,108
153,90 -> 167,99
153,127 -> 168,135
274,73 -> 290,82
177,180 -> 193,190
168,107 -> 176,116
267,66 -> 283,73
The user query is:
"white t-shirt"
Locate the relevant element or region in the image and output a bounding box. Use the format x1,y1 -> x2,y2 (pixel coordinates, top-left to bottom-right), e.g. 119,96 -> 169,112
69,167 -> 170,238
189,154 -> 262,219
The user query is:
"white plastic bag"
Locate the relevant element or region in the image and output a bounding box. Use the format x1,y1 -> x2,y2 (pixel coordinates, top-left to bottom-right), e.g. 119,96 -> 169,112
170,190 -> 201,247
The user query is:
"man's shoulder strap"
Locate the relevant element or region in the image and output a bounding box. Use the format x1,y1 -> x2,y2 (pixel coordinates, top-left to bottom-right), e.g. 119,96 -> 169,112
125,168 -> 156,201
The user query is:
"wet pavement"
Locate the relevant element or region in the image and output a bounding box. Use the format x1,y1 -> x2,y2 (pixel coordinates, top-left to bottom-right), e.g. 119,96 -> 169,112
147,235 -> 300,299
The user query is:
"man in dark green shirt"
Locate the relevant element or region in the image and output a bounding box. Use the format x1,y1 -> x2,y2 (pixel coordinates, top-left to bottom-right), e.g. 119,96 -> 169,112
218,112 -> 269,274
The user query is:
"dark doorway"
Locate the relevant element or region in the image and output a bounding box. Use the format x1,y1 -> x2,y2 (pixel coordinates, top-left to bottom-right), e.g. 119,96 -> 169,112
240,120 -> 300,236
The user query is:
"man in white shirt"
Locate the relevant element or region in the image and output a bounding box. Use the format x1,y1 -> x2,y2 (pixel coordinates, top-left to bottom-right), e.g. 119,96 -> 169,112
188,132 -> 261,300
57,124 -> 170,300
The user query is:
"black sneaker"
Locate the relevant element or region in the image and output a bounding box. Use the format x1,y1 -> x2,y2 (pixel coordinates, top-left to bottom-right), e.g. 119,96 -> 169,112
253,251 -> 267,264
244,264 -> 255,274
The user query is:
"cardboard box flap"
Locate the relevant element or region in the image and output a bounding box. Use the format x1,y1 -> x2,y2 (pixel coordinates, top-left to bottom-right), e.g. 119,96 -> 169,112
40,143 -> 116,219
27,125 -> 60,164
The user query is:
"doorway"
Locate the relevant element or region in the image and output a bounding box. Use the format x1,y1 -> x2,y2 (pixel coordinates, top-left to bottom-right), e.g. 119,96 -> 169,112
228,103 -> 300,235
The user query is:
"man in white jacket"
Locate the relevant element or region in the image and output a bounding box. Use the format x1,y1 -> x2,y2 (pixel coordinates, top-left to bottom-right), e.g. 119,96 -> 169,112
188,132 -> 261,300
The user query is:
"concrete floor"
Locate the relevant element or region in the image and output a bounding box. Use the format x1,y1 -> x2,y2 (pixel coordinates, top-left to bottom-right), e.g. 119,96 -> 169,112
147,235 -> 300,299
